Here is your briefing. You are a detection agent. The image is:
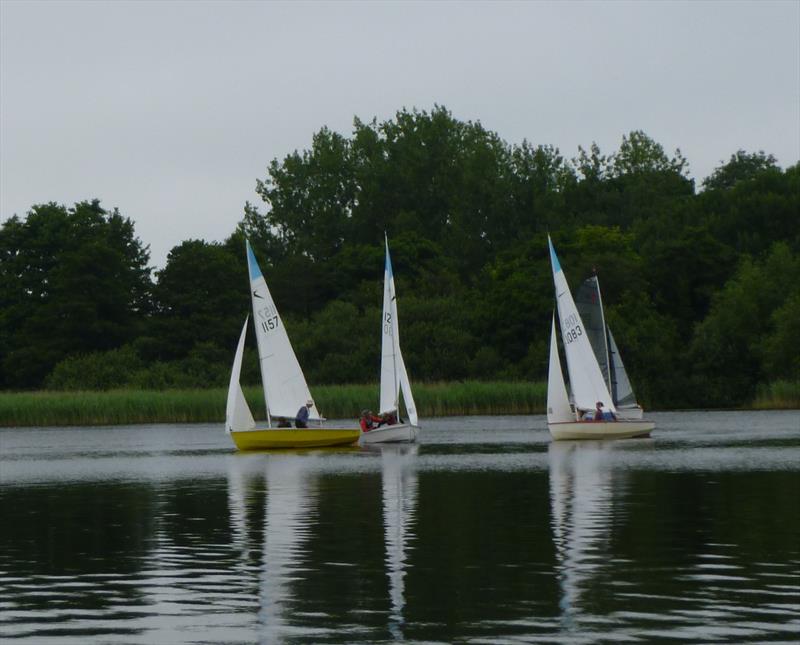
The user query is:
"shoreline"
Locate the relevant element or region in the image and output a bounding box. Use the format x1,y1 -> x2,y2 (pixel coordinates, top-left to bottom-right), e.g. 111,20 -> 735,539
0,381 -> 796,428
1,381 -> 546,427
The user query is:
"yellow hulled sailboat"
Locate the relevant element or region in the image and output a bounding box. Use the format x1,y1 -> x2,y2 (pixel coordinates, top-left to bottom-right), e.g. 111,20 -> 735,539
225,241 -> 360,450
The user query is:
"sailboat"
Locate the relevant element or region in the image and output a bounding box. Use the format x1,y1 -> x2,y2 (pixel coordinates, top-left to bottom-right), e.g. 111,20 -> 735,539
224,241 -> 361,450
575,275 -> 644,420
360,236 -> 420,444
546,236 -> 654,440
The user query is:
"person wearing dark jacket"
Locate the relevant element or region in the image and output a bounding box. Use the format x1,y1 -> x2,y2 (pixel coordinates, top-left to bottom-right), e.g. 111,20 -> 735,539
295,400 -> 314,428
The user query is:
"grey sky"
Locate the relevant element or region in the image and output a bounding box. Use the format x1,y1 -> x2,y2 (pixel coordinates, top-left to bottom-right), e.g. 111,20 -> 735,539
2,0 -> 798,268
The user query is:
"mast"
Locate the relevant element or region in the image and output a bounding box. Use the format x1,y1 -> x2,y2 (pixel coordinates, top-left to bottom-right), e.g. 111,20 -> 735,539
386,234 -> 399,412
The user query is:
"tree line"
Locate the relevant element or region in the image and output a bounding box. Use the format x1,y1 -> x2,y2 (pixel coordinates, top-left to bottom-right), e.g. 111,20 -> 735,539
1,106 -> 798,408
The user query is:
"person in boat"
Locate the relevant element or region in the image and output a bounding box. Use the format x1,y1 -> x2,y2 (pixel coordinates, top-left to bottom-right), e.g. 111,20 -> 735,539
594,401 -> 617,422
276,417 -> 292,428
359,409 -> 383,432
295,399 -> 314,428
381,411 -> 398,426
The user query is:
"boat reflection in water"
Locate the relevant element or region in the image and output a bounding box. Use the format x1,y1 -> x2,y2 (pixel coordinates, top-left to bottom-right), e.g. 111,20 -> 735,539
261,457 -> 320,642
225,447 -> 419,643
379,444 -> 419,641
548,441 -> 626,631
227,454 -> 321,644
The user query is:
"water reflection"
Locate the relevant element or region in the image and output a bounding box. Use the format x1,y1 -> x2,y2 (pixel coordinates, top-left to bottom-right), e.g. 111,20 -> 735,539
548,441 -> 624,631
379,445 -> 419,641
261,457 -> 320,643
2,414 -> 797,643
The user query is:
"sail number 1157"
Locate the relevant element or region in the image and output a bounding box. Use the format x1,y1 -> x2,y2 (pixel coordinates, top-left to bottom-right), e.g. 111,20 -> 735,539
260,316 -> 279,333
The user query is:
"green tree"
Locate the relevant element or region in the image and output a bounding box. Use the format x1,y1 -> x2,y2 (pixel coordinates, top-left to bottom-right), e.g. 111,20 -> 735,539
609,130 -> 689,178
686,243 -> 800,405
702,150 -> 779,191
146,239 -> 246,360
290,301 -> 379,384
637,226 -> 737,335
256,126 -> 356,263
760,290 -> 800,380
0,200 -> 152,388
698,162 -> 799,257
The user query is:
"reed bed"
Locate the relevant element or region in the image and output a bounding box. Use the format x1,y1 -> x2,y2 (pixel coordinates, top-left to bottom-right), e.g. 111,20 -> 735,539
0,389 -> 228,427
751,381 -> 800,410
0,381 -> 547,427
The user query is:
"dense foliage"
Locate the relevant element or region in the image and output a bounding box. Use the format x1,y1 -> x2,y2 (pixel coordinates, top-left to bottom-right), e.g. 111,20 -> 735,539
1,107 -> 798,408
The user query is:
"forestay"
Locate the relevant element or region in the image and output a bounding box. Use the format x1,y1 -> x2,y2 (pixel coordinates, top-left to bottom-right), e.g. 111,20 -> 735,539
379,237 -> 418,427
246,240 -> 319,423
548,237 -> 615,413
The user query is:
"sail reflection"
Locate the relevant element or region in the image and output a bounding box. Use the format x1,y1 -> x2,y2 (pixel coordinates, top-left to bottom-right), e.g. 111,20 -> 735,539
380,444 -> 419,641
226,456 -> 257,561
548,441 -> 620,629
259,456 -> 319,643
228,455 -> 321,644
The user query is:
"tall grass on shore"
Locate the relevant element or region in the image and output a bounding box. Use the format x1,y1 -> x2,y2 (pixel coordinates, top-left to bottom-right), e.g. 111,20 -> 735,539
751,381 -> 800,410
0,389 -> 230,427
0,381 -> 547,428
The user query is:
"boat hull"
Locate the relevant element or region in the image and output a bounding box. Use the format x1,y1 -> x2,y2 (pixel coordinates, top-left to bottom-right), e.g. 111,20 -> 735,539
548,420 -> 654,441
360,423 -> 418,444
616,405 -> 644,420
230,427 -> 361,450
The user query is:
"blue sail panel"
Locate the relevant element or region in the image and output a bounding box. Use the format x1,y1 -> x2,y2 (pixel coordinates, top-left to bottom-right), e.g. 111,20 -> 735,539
548,236 -> 562,273
246,240 -> 263,281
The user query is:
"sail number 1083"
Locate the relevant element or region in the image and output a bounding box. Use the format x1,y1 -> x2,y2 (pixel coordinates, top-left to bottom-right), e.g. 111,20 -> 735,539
563,313 -> 583,345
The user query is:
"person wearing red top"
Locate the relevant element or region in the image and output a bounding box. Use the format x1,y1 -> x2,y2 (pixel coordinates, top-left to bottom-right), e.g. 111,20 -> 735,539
359,409 -> 383,432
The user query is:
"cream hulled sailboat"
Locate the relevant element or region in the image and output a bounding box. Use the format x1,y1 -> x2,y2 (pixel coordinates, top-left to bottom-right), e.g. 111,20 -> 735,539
546,237 -> 654,440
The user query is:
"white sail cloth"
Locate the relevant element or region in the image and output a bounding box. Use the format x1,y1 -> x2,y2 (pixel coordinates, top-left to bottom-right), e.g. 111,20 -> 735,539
548,237 -> 616,413
547,314 -> 574,423
246,240 -> 320,423
226,317 -> 256,433
379,237 -> 418,427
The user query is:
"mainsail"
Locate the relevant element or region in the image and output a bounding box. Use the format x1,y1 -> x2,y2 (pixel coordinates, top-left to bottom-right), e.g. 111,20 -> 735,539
548,237 -> 615,413
575,275 -> 639,410
575,276 -> 610,386
246,240 -> 319,423
379,237 -> 418,426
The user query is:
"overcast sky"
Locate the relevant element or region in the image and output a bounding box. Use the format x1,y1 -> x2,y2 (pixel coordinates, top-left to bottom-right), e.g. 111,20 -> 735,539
2,0 -> 798,268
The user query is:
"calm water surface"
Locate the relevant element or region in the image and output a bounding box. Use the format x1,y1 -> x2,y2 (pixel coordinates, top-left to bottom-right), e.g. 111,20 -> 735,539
1,411 -> 799,644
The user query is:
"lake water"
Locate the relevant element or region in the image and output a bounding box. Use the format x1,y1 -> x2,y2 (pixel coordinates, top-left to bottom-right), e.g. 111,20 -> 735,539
1,411 -> 799,644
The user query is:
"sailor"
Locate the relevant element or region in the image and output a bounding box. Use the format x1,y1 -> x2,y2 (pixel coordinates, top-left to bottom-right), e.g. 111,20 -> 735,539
295,399 -> 314,428
359,409 -> 382,432
595,401 -> 617,422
